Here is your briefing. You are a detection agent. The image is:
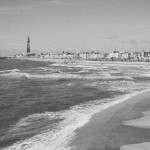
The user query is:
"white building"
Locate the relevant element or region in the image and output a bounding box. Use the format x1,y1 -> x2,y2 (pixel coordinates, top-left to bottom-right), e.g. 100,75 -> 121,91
79,52 -> 87,59
120,52 -> 129,59
107,51 -> 120,59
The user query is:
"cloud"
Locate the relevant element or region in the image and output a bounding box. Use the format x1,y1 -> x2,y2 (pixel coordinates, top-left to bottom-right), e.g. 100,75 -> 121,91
120,40 -> 126,44
107,28 -> 113,33
29,0 -> 69,7
108,36 -> 117,40
120,40 -> 138,45
42,0 -> 68,5
129,40 -> 137,45
141,40 -> 150,45
0,0 -> 68,14
0,6 -> 15,13
0,5 -> 27,14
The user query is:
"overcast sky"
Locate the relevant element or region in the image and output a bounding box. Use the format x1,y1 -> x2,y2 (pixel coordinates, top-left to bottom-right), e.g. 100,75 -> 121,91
0,0 -> 150,55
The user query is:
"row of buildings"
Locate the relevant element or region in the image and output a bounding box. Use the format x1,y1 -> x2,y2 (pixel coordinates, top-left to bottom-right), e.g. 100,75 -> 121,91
13,37 -> 150,62
15,50 -> 150,62
41,51 -> 150,62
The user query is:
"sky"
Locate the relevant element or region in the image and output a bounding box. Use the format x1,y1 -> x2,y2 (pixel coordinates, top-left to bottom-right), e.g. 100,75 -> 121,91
0,0 -> 150,55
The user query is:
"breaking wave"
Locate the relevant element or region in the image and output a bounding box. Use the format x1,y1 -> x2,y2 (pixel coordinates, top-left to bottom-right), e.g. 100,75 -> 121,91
1,61 -> 150,150
0,69 -> 30,78
84,80 -> 150,92
3,90 -> 149,150
0,69 -> 133,80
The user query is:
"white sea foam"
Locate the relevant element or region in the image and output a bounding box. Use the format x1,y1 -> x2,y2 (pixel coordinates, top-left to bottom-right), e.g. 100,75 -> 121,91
140,73 -> 150,77
0,70 -> 133,80
84,80 -> 150,92
0,70 -> 12,74
0,63 -> 134,80
28,73 -> 133,80
38,67 -> 62,73
78,70 -> 89,73
3,90 -> 149,150
66,83 -> 76,86
29,73 -> 79,79
0,69 -> 20,73
52,63 -> 109,70
0,70 -> 30,78
123,69 -> 150,78
11,69 -> 20,72
8,112 -> 60,135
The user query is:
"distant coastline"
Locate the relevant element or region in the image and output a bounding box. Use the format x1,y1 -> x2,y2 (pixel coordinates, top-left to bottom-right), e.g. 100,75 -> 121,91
16,57 -> 150,67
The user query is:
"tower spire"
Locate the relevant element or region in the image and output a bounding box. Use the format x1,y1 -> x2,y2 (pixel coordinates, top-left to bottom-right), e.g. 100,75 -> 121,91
27,36 -> 30,53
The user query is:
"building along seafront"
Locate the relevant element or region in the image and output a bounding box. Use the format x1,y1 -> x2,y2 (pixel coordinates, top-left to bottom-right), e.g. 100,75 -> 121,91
11,38 -> 150,62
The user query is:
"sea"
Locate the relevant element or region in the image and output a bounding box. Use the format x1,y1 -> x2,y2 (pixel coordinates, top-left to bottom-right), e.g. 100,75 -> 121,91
0,59 -> 150,150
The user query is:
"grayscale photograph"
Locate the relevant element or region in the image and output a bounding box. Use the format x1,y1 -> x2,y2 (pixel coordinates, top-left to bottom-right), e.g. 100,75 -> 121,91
0,0 -> 150,150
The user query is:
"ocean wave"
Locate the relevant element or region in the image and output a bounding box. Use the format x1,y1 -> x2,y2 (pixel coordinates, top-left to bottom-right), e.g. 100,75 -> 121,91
77,70 -> 89,73
7,112 -> 62,138
37,67 -> 62,73
52,63 -> 109,70
0,70 -> 133,80
0,69 -> 20,73
84,80 -> 150,92
123,69 -> 150,78
84,80 -> 134,87
3,91 -> 147,150
28,73 -> 133,80
139,73 -> 150,77
0,69 -> 30,78
66,83 -> 76,86
76,65 -> 109,70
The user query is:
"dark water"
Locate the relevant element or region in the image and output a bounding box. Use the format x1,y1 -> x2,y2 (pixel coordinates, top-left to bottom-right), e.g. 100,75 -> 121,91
0,59 -> 150,150
0,59 -> 51,71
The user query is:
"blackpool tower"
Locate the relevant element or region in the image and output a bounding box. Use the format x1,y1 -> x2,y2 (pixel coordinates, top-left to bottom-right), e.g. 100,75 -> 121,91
27,36 -> 30,53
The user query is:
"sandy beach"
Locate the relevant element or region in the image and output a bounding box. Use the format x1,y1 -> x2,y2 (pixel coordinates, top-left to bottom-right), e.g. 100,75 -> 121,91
69,90 -> 150,150
19,57 -> 150,67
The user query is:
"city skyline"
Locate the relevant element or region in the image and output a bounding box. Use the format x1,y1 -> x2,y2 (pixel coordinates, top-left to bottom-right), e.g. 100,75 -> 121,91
0,0 -> 150,55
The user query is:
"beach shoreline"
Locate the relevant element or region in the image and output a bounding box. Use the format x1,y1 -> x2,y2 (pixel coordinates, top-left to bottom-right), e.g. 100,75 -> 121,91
17,57 -> 150,67
14,57 -> 150,150
17,57 -> 150,150
1,58 -> 150,150
69,89 -> 150,150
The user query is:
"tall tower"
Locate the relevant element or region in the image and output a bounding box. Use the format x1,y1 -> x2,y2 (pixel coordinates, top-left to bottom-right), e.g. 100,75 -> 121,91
27,36 -> 30,53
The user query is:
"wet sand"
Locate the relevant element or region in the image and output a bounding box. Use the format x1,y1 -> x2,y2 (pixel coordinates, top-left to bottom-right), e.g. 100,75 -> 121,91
70,90 -> 150,150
